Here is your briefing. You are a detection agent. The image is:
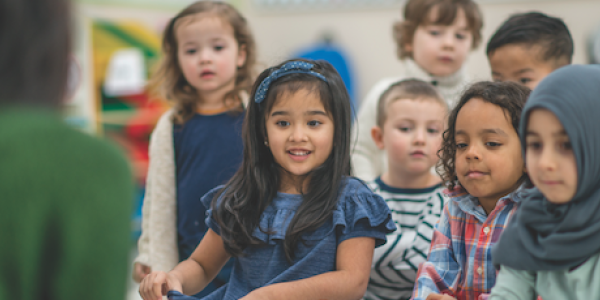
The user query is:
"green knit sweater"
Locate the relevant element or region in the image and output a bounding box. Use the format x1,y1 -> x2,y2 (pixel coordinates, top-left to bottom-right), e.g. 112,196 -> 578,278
0,108 -> 134,300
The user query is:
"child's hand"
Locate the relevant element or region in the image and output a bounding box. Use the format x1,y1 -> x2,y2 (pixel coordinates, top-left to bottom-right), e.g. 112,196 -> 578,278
133,262 -> 152,283
426,293 -> 458,300
139,271 -> 183,300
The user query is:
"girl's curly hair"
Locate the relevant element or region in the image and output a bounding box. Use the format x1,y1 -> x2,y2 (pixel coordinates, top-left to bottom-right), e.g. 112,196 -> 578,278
437,81 -> 530,190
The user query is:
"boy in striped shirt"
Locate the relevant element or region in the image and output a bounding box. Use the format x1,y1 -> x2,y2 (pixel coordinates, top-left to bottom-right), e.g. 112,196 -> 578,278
364,79 -> 449,300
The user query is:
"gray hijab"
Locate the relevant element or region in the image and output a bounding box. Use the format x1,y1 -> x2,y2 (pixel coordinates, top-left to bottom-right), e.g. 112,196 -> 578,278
492,64 -> 600,271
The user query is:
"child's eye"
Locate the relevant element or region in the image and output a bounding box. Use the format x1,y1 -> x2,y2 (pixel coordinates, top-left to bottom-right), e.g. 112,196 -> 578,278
399,127 -> 411,132
559,141 -> 572,151
214,45 -> 224,51
429,30 -> 441,36
307,120 -> 322,127
427,128 -> 439,134
276,121 -> 290,127
455,33 -> 466,40
455,143 -> 467,149
526,141 -> 542,151
519,78 -> 532,84
185,49 -> 197,54
486,142 -> 502,147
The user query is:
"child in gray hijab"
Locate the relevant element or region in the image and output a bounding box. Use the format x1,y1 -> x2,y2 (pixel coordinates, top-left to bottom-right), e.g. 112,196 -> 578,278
489,64 -> 600,300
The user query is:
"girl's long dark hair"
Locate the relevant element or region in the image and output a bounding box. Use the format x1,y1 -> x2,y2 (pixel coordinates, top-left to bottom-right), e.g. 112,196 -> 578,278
212,59 -> 352,262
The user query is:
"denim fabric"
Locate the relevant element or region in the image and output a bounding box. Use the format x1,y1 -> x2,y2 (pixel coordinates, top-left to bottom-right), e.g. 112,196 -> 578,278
199,177 -> 396,300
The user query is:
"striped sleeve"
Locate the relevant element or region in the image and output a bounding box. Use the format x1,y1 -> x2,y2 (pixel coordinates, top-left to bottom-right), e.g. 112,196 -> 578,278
403,190 -> 447,271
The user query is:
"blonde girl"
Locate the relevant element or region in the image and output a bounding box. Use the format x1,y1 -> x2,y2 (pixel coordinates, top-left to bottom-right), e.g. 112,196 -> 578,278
133,1 -> 256,297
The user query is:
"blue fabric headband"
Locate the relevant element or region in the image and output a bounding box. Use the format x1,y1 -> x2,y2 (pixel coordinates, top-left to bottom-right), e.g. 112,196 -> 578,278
254,61 -> 328,104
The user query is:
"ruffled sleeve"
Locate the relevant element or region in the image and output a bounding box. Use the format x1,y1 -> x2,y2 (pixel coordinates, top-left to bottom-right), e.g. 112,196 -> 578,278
251,205 -> 296,245
333,178 -> 396,247
200,185 -> 225,235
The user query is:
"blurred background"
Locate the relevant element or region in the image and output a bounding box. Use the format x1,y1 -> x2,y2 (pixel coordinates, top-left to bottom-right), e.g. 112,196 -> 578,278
64,0 -> 600,298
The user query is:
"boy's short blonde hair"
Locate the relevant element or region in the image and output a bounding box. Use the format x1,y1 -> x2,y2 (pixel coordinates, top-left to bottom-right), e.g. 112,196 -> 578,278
376,79 -> 447,128
393,0 -> 483,59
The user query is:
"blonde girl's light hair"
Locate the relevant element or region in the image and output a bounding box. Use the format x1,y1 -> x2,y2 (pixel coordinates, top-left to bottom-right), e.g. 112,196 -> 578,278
148,1 -> 257,124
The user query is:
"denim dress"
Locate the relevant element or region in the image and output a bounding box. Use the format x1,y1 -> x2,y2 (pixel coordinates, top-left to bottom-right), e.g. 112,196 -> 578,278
170,177 -> 395,300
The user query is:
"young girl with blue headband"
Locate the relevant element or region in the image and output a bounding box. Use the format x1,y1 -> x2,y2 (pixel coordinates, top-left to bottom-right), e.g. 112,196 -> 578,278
489,64 -> 600,299
139,59 -> 395,300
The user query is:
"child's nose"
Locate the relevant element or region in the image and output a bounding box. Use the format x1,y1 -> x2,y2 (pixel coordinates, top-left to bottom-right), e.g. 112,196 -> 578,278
465,144 -> 480,160
199,49 -> 212,63
441,32 -> 455,49
289,125 -> 307,142
413,129 -> 426,145
538,148 -> 557,171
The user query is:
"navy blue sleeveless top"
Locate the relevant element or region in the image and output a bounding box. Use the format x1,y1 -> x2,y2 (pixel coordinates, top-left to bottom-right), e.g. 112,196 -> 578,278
173,111 -> 244,260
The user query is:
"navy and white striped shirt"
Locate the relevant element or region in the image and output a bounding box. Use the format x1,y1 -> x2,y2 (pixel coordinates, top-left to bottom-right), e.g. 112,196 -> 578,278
365,177 -> 448,300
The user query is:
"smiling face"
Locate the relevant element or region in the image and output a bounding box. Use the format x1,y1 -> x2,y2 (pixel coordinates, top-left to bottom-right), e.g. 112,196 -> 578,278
525,109 -> 578,204
373,97 -> 446,178
454,98 -> 525,207
265,88 -> 335,193
176,14 -> 246,98
405,6 -> 473,77
489,44 -> 556,90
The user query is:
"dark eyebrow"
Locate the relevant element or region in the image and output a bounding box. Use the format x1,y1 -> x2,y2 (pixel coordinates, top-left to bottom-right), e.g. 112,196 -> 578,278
456,129 -> 508,136
270,111 -> 288,117
491,71 -> 503,78
515,68 -> 534,75
526,129 -> 568,137
525,131 -> 539,137
481,128 -> 508,136
270,110 -> 328,117
306,110 -> 328,116
554,130 -> 568,137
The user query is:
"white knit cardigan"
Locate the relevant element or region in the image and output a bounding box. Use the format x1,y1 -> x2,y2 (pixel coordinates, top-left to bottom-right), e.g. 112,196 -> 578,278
134,109 -> 179,272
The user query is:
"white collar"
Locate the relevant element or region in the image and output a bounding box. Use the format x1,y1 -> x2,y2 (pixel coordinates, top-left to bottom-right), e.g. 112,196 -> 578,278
403,59 -> 467,88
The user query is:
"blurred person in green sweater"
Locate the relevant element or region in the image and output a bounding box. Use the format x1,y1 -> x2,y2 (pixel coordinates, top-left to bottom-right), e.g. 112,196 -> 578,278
0,0 -> 134,299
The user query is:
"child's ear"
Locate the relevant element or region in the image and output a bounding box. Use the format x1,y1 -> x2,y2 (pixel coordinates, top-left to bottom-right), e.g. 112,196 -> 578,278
237,44 -> 247,68
371,126 -> 385,150
403,42 -> 413,56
